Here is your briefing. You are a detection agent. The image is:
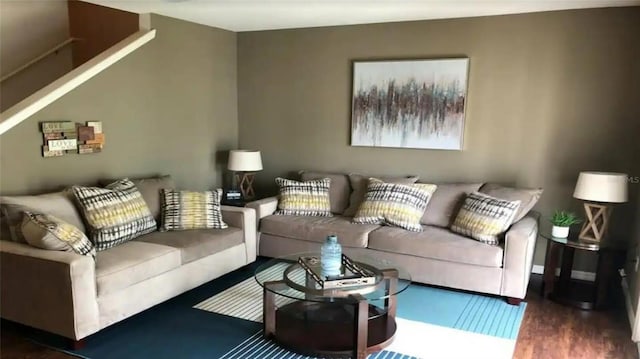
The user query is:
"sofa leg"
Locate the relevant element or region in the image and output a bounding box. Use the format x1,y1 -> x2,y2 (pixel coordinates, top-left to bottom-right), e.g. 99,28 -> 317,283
506,297 -> 522,305
69,339 -> 85,350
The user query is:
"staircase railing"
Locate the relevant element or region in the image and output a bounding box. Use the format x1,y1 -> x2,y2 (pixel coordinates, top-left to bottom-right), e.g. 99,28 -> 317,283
0,38 -> 79,83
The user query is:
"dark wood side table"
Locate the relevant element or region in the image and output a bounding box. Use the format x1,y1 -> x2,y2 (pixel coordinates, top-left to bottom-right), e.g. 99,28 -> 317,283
220,198 -> 249,207
221,195 -> 263,207
541,232 -> 616,310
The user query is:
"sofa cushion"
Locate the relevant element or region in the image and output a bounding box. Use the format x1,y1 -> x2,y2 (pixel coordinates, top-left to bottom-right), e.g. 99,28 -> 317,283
421,183 -> 483,227
450,192 -> 521,246
21,211 -> 95,258
344,174 -> 419,216
479,183 -> 543,222
96,241 -> 181,296
353,180 -> 437,232
160,189 -> 227,231
300,171 -> 350,214
368,225 -> 504,268
275,177 -> 332,217
100,175 -> 176,222
136,228 -> 244,264
260,215 -> 380,248
72,179 -> 157,251
1,190 -> 86,243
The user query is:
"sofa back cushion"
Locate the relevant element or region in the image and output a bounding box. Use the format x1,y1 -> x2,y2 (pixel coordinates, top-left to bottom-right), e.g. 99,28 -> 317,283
99,175 -> 175,221
421,183 -> 483,227
1,190 -> 86,242
343,174 -> 419,217
299,171 -> 350,214
479,183 -> 543,222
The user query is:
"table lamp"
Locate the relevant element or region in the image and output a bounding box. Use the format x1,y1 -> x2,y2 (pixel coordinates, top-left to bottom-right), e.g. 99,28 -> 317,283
228,150 -> 263,200
573,171 -> 628,243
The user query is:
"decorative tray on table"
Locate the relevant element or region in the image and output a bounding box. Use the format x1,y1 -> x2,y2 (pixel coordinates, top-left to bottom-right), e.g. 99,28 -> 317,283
297,254 -> 377,289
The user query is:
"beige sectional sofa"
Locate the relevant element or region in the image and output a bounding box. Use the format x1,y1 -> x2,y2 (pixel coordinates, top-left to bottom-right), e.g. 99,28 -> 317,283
248,172 -> 540,303
0,176 -> 257,344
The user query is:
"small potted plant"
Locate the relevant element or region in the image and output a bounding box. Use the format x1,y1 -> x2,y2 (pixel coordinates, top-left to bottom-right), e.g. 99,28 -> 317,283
550,211 -> 582,238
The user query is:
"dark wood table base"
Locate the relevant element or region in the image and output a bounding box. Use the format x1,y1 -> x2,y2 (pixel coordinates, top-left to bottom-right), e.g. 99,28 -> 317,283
542,240 -> 616,310
270,301 -> 396,358
263,268 -> 399,359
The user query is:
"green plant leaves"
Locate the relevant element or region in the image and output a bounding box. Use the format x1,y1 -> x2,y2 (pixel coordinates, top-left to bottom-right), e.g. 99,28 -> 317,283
550,210 -> 582,227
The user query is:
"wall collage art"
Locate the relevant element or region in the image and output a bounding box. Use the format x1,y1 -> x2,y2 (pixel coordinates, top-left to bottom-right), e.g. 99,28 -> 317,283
40,121 -> 104,157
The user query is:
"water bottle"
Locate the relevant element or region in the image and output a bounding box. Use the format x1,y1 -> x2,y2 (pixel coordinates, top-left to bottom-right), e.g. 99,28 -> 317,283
321,234 -> 342,278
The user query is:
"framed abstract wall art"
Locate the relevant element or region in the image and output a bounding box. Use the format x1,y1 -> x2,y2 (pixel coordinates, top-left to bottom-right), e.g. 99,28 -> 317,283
351,58 -> 469,150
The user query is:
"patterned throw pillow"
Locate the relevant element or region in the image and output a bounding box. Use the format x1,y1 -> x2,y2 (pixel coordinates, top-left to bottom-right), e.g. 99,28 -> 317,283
352,179 -> 437,231
72,179 -> 157,251
450,192 -> 521,245
343,174 -> 420,217
275,177 -> 332,217
21,211 -> 95,258
160,189 -> 228,231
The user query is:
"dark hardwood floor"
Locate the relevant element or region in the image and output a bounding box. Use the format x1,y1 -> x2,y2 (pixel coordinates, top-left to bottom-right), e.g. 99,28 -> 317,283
0,275 -> 636,358
514,275 -> 637,359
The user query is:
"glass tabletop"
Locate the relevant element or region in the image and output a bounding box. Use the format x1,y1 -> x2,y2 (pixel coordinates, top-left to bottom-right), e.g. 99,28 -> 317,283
538,223 -> 601,251
254,252 -> 412,303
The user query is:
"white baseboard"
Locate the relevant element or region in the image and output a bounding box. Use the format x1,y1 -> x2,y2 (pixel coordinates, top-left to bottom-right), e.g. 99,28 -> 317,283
620,274 -> 639,355
621,275 -> 635,331
531,264 -> 596,282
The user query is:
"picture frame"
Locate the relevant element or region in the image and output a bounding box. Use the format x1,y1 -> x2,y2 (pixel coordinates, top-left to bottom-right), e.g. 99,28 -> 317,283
351,58 -> 469,150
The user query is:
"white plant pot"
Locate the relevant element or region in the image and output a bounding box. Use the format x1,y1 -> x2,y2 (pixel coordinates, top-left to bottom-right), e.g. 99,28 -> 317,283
552,225 -> 570,238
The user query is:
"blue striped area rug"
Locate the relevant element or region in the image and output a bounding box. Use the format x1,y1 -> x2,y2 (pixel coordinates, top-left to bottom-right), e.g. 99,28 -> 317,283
220,331 -> 418,359
21,260 -> 525,359
193,265 -> 526,358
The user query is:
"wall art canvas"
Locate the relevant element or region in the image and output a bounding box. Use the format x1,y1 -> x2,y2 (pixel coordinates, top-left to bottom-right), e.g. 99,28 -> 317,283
351,58 -> 469,150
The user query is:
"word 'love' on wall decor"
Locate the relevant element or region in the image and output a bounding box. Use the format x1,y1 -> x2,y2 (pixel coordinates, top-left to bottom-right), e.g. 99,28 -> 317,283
41,121 -> 105,157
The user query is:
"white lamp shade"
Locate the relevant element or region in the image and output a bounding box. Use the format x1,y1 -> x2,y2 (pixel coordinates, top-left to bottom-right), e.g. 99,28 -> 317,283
573,171 -> 628,203
228,150 -> 263,172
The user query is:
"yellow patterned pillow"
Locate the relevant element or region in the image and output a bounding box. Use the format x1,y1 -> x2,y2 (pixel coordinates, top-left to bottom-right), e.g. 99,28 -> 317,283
450,192 -> 521,245
275,177 -> 332,217
352,179 -> 437,231
21,211 -> 95,258
72,179 -> 157,251
160,189 -> 227,231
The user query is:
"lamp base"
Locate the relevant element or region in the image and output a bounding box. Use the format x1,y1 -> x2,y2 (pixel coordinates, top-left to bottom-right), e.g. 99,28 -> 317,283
235,172 -> 256,200
578,202 -> 611,243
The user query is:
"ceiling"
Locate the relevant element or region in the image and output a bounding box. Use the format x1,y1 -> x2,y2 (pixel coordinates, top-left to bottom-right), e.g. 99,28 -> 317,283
83,0 -> 639,32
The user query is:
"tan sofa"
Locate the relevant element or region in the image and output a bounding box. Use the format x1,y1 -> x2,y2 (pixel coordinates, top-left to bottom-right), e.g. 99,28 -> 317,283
248,172 -> 540,303
0,176 -> 257,344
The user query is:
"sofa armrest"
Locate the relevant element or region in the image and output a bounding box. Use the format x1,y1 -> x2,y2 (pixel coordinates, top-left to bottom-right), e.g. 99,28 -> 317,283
245,196 -> 278,228
0,240 -> 100,340
221,206 -> 257,263
500,212 -> 539,299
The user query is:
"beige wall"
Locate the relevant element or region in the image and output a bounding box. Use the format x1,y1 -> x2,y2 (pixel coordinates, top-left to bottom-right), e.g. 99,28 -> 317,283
238,8 -> 640,270
0,15 -> 237,193
0,0 -> 73,111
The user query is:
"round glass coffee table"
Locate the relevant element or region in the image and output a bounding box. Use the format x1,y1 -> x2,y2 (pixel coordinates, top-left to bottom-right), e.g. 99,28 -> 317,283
255,252 -> 411,359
